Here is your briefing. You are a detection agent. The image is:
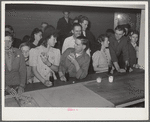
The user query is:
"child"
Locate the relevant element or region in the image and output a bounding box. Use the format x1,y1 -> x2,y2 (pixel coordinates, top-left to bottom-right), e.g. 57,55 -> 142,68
19,42 -> 33,84
128,30 -> 140,69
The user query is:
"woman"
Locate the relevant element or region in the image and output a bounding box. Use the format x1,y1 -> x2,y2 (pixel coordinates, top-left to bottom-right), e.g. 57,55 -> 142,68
29,30 -> 61,87
5,31 -> 26,95
92,34 -> 114,73
128,30 -> 140,69
30,28 -> 42,48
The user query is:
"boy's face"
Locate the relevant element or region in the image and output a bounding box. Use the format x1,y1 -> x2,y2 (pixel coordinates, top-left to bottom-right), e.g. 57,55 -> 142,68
21,46 -> 30,58
115,30 -> 125,40
74,39 -> 85,53
80,20 -> 88,31
72,26 -> 81,38
5,36 -> 13,50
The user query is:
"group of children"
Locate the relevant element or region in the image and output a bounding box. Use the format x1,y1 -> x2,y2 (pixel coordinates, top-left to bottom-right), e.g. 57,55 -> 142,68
5,14 -> 140,96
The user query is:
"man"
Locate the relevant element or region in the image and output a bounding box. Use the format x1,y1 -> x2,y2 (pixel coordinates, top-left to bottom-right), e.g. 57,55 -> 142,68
62,23 -> 90,56
5,25 -> 21,48
59,36 -> 90,81
79,16 -> 99,55
57,11 -> 72,50
109,25 -> 129,72
62,23 -> 81,54
79,16 -> 99,74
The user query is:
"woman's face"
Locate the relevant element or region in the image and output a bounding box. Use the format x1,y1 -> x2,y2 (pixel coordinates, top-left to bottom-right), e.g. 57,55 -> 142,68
130,34 -> 138,44
21,46 -> 30,58
5,36 -> 13,50
47,35 -> 57,47
34,31 -> 42,42
102,37 -> 109,48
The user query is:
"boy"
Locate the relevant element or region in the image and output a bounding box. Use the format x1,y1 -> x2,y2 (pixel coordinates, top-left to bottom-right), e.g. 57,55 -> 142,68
109,25 -> 129,72
59,36 -> 90,81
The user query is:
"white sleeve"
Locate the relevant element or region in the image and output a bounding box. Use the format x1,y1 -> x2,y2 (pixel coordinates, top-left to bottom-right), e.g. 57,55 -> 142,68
92,51 -> 99,68
62,39 -> 68,54
54,49 -> 61,66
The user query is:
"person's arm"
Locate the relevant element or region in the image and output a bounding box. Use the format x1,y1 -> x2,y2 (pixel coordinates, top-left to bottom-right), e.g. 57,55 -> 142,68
122,38 -> 129,65
75,55 -> 90,79
59,49 -> 71,78
68,53 -> 90,79
46,49 -> 61,72
31,66 -> 45,83
109,41 -> 121,71
62,38 -> 69,54
18,52 -> 27,94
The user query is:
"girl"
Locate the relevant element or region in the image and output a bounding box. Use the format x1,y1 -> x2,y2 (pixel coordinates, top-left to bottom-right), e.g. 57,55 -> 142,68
29,30 -> 61,87
30,28 -> 42,48
92,34 -> 114,73
128,30 -> 140,69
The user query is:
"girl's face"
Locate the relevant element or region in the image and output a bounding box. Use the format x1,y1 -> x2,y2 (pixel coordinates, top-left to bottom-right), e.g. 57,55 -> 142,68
34,31 -> 42,42
47,35 -> 57,47
130,34 -> 138,44
102,37 -> 109,48
21,46 -> 30,58
5,36 -> 13,50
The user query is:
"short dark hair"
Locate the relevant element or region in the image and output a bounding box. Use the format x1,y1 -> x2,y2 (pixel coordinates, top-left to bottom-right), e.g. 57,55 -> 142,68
5,31 -> 13,38
5,25 -> 14,33
76,36 -> 89,51
97,34 -> 108,43
115,25 -> 125,33
22,35 -> 31,43
30,28 -> 42,43
129,30 -> 139,37
42,30 -> 58,48
72,23 -> 82,30
106,29 -> 115,34
79,16 -> 89,24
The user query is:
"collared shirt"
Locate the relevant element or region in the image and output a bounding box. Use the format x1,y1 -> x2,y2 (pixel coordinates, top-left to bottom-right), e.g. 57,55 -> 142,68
29,45 -> 61,83
59,48 -> 90,79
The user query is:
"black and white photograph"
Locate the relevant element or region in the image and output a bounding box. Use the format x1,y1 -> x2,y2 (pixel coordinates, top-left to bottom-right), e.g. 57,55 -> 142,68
1,1 -> 148,121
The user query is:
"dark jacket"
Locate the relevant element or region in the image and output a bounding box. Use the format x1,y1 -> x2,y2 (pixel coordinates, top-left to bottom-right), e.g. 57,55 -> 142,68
128,42 -> 137,67
5,48 -> 26,87
57,17 -> 72,36
109,35 -> 129,63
